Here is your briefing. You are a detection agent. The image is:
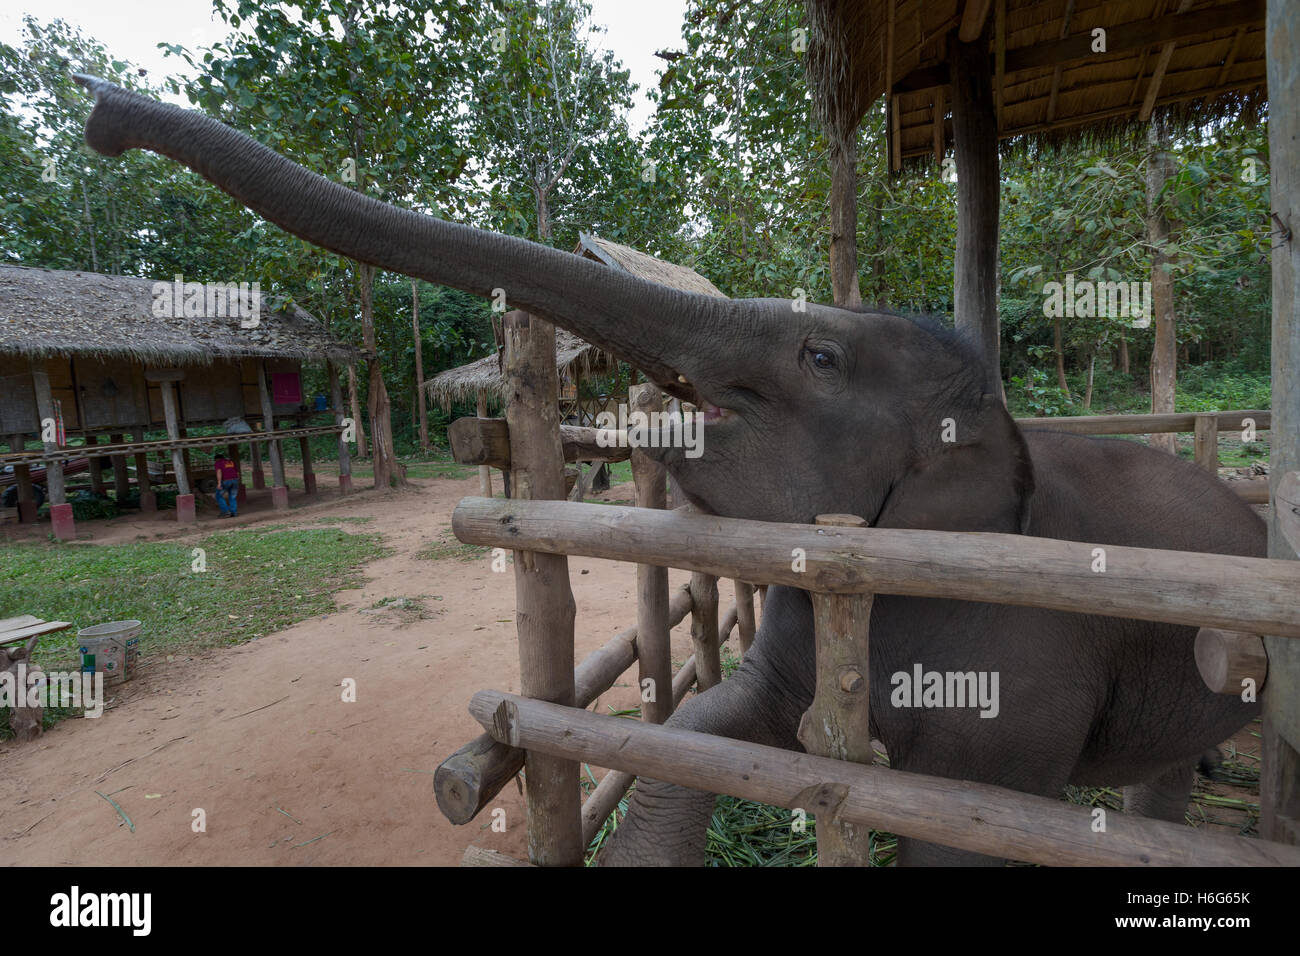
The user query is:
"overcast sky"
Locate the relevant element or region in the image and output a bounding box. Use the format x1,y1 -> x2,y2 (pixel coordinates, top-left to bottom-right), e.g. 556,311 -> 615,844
0,0 -> 690,130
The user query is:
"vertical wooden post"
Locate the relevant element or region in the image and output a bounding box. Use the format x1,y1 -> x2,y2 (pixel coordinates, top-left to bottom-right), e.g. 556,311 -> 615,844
477,390 -> 493,497
1194,414 -> 1219,474
688,571 -> 722,691
797,513 -> 875,866
158,379 -> 194,523
86,434 -> 106,495
31,362 -> 73,539
9,435 -> 36,523
1263,0 -> 1300,846
629,382 -> 673,725
109,433 -> 130,500
735,581 -> 757,655
299,436 -> 317,495
250,435 -> 265,489
328,361 -> 353,494
412,280 -> 430,454
179,427 -> 193,482
257,361 -> 288,511
948,29 -> 1002,397
134,429 -> 155,512
502,310 -> 583,866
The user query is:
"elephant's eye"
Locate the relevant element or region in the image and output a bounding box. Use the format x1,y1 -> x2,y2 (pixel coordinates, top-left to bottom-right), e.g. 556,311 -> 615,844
809,349 -> 835,369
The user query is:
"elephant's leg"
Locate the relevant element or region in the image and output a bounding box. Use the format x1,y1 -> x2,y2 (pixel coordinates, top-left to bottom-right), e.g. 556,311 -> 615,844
596,659 -> 809,866
1123,763 -> 1194,823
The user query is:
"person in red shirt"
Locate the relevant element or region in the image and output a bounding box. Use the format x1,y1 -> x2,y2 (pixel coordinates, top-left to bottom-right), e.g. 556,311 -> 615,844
214,452 -> 240,517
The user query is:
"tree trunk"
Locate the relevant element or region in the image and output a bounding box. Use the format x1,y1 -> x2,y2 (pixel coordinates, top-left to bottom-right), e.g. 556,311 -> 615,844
1147,122 -> 1178,455
1054,317 -> 1071,399
1119,332 -> 1131,375
1083,348 -> 1096,410
358,263 -> 406,488
829,138 -> 862,308
347,363 -> 369,460
412,281 -> 429,454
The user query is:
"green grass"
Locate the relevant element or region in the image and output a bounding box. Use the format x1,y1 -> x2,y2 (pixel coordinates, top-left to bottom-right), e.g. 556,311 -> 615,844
0,526 -> 388,679
415,534 -> 493,562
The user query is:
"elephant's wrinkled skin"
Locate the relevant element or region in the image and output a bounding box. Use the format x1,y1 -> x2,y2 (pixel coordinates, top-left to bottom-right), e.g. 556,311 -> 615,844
75,76 -> 1263,865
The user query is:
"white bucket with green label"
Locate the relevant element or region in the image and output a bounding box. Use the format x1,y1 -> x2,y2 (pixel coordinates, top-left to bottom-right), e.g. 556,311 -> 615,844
78,620 -> 142,686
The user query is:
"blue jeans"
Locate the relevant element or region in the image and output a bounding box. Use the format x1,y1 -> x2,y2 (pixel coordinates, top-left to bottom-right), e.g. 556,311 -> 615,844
216,479 -> 239,515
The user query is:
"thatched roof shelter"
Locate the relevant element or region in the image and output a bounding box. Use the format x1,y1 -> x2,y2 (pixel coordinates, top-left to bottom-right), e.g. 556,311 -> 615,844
426,234 -> 725,411
0,264 -> 356,364
806,0 -> 1268,171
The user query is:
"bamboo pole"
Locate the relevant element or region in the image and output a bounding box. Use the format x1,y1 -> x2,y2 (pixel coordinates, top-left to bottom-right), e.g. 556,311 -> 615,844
470,690 -> 1300,867
797,514 -> 875,866
501,310 -> 582,866
630,382 -> 672,724
451,497 -> 1300,638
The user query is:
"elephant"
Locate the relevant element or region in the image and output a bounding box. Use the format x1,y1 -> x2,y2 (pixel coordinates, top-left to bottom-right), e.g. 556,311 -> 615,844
74,75 -> 1264,865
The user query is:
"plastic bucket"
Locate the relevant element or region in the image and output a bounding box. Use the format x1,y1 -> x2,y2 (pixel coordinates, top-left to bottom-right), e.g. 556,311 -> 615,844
77,620 -> 142,686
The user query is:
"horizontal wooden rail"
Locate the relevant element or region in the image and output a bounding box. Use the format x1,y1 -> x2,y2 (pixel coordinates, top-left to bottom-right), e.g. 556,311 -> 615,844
448,417 -> 630,470
471,690 -> 1300,867
1015,410 -> 1270,436
452,497 -> 1300,638
0,424 -> 345,467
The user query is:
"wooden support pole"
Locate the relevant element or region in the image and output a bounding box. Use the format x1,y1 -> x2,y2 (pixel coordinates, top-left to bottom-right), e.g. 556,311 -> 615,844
476,391 -> 492,497
158,381 -> 190,496
250,435 -> 265,489
798,514 -> 875,866
328,361 -> 353,494
948,28 -> 1002,397
630,382 -> 673,725
1263,0 -> 1300,846
109,433 -> 130,499
1196,627 -> 1268,694
502,310 -> 583,866
134,429 -> 154,512
471,690 -> 1300,867
299,435 -> 316,495
257,361 -> 288,510
31,363 -> 71,538
85,434 -> 105,494
435,585 -> 695,826
452,497 -> 1300,638
688,572 -> 722,692
159,381 -> 194,523
1194,413 -> 1219,474
734,581 -> 757,655
8,435 -> 36,523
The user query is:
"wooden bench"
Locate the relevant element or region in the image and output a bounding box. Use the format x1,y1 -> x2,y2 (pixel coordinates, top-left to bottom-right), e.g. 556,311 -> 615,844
1,616 -> 73,742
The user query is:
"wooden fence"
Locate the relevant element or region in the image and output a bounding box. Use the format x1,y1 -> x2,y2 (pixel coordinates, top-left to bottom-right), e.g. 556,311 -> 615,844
435,332 -> 1293,866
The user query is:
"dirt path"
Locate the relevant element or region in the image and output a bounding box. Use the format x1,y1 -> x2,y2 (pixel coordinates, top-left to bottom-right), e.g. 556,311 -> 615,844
1,474 -> 726,865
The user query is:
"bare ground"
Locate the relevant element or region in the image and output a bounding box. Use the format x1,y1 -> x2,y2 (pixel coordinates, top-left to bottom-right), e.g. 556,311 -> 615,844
1,470 -> 724,865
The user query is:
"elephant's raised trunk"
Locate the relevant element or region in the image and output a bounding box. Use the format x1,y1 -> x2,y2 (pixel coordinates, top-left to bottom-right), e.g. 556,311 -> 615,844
74,75 -> 736,399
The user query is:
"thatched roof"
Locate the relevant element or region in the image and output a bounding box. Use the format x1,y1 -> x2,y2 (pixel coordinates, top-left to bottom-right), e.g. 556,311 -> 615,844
425,234 -> 725,411
0,264 -> 356,364
806,0 -> 1268,170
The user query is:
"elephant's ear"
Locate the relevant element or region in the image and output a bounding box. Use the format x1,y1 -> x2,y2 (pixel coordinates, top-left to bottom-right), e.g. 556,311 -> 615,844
875,394 -> 1035,533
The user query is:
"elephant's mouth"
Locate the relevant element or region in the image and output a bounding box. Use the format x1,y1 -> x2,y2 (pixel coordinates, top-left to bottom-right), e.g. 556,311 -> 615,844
652,370 -> 737,426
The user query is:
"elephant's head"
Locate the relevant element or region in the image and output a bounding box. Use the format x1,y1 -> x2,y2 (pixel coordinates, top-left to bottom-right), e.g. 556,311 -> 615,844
75,75 -> 1032,533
